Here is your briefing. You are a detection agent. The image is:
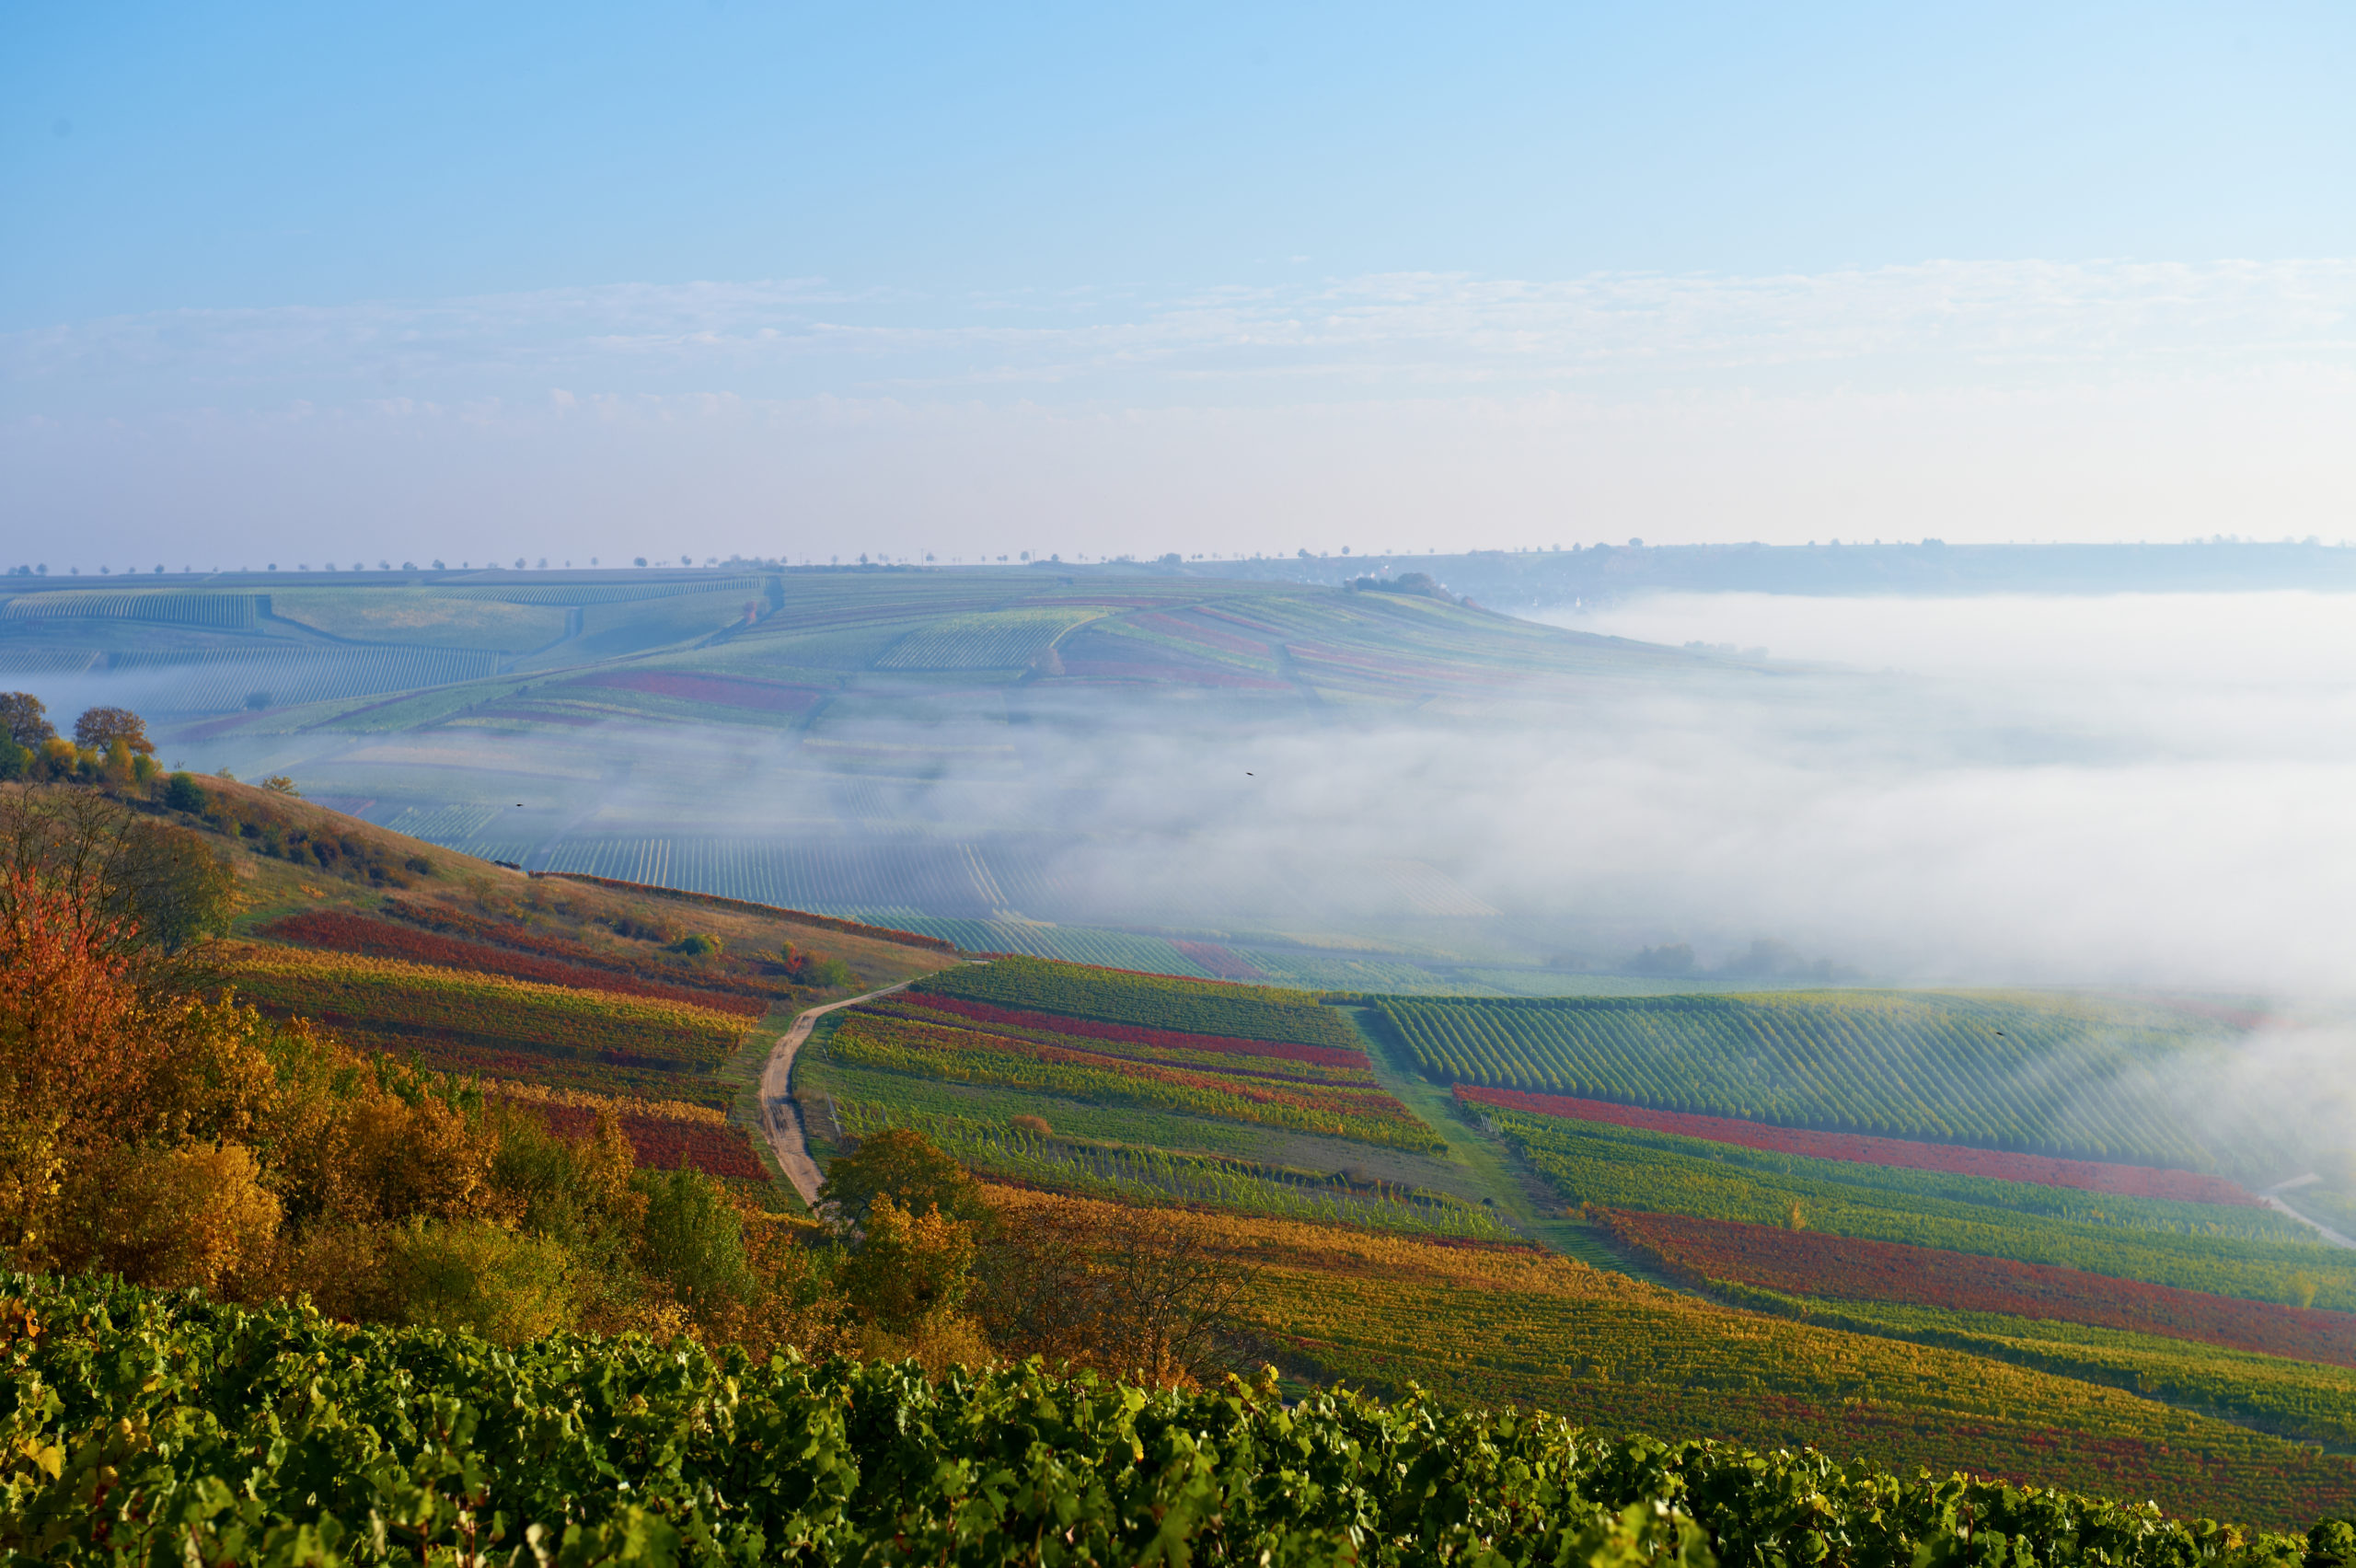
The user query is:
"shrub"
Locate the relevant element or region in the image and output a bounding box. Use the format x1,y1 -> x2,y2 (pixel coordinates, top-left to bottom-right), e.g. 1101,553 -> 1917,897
385,1216 -> 576,1343
48,1142 -> 280,1292
670,932 -> 723,958
1011,1113 -> 1054,1137
613,913 -> 680,942
635,1166 -> 756,1328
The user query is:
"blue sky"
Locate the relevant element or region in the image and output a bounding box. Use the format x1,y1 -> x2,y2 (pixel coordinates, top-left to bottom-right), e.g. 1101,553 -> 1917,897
6,2 -> 2354,564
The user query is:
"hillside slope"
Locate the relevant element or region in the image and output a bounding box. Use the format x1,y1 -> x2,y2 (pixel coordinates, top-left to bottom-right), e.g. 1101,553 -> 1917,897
788,954 -> 2356,1527
162,776 -> 954,1180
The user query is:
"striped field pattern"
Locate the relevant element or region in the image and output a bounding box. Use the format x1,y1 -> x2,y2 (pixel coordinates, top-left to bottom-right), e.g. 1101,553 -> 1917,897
1379,990 -> 2242,1167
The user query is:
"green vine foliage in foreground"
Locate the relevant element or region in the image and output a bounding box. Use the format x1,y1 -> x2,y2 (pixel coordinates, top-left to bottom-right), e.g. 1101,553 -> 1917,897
5,1275 -> 2350,1568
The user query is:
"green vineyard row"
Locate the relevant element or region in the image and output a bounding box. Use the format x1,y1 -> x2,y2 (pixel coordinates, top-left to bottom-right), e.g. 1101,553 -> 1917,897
1380,991 -> 2240,1168
2,1269 -> 2338,1563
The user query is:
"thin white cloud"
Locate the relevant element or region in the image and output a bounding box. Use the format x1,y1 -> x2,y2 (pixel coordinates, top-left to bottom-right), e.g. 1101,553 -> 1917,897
6,259 -> 2355,559
6,260 -> 2351,409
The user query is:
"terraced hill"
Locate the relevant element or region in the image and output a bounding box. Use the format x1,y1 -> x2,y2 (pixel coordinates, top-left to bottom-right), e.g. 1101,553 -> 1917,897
0,567 -> 1759,983
135,773 -> 953,1182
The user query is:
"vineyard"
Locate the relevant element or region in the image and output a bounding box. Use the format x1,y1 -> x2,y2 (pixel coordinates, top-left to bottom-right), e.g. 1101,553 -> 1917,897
1489,1110 -> 2356,1309
444,575 -> 765,605
818,1008 -> 1441,1150
260,908 -> 770,1015
0,589 -> 260,628
1734,1293 -> 2356,1452
895,992 -> 1376,1076
801,1061 -> 1288,1159
106,644 -> 502,712
917,953 -> 1358,1048
989,1188 -> 2356,1530
562,668 -> 826,716
569,589 -> 761,656
375,896 -> 795,1004
265,589 -> 569,651
12,1270 -> 2339,1566
873,605 -> 1103,669
1459,1085 -> 2260,1205
852,912 -> 1224,976
1382,990 -> 2245,1168
826,1096 -> 1512,1238
223,949 -> 749,1072
1600,1208 -> 2356,1369
514,841 -> 1157,937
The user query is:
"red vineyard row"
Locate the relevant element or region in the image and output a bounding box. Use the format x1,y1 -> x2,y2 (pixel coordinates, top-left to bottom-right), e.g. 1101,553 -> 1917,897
521,1101 -> 769,1181
1457,1085 -> 2256,1207
262,910 -> 768,1018
1600,1207 -> 2356,1369
902,992 -> 1367,1068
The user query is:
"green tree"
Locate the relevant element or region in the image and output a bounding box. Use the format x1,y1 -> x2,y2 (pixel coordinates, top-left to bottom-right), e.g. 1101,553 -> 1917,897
635,1166 -> 756,1328
163,772 -> 208,813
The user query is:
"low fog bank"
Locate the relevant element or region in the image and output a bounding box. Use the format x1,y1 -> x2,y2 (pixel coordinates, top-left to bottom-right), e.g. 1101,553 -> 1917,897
0,585 -> 2304,1012
1002,693 -> 2353,998
1494,589 -> 2356,992
22,587 -> 2341,1175
104,589 -> 2351,1005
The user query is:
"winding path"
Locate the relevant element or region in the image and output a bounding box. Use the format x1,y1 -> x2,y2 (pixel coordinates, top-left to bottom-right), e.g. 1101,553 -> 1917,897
2258,1176 -> 2356,1251
757,980 -> 918,1207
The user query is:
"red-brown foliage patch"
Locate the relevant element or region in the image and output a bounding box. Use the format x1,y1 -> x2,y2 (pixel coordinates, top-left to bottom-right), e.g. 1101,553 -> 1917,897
1601,1207 -> 2356,1368
1460,1085 -> 2256,1206
524,1102 -> 768,1180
